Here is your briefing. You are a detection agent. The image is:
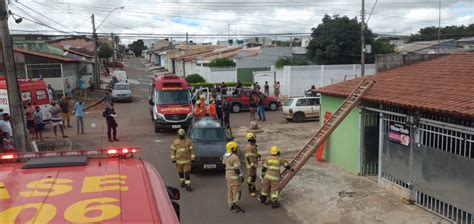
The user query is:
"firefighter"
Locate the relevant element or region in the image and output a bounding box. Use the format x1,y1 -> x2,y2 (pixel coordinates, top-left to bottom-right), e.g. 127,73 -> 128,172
223,141 -> 245,213
170,128 -> 195,192
244,132 -> 260,197
259,146 -> 293,208
194,101 -> 205,117
199,94 -> 207,114
208,97 -> 217,117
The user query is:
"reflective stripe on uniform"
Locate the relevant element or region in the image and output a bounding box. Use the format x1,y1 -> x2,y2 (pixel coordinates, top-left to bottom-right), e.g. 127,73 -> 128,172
171,155 -> 176,160
271,191 -> 279,199
171,146 -> 176,150
176,160 -> 191,164
246,164 -> 255,169
177,148 -> 187,152
245,153 -> 257,157
264,174 -> 280,181
185,180 -> 191,184
189,146 -> 194,150
227,175 -> 240,180
266,159 -> 280,165
191,155 -> 195,160
267,165 -> 280,171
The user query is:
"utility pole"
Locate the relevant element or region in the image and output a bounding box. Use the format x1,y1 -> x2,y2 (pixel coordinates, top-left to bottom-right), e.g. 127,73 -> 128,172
92,14 -> 100,90
111,32 -> 115,70
0,0 -> 28,152
360,0 -> 366,76
186,32 -> 189,49
438,0 -> 441,53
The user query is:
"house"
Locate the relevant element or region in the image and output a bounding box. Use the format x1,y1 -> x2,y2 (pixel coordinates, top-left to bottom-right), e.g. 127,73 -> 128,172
235,47 -> 293,82
167,45 -> 223,76
396,39 -> 468,54
48,36 -> 95,53
457,37 -> 474,49
315,53 -> 474,223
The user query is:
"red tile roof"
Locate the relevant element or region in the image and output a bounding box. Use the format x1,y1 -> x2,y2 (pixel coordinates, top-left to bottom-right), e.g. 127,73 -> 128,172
316,53 -> 474,118
14,48 -> 78,62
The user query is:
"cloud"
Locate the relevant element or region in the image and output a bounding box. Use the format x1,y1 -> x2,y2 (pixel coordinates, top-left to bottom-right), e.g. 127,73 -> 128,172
8,0 -> 474,44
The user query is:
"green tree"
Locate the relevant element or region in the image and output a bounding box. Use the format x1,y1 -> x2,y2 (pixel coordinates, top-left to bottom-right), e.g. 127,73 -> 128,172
408,24 -> 474,42
185,74 -> 206,83
209,57 -> 236,67
307,15 -> 374,65
372,39 -> 395,54
98,44 -> 113,59
275,57 -> 309,68
128,39 -> 147,57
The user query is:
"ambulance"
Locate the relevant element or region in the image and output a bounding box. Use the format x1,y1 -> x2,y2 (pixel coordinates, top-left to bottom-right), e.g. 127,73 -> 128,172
0,148 -> 180,223
0,78 -> 52,122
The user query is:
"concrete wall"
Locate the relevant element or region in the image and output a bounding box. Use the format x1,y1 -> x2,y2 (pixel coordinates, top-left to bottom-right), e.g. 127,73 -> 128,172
237,67 -> 270,82
320,94 -> 361,174
253,69 -> 284,96
195,66 -> 237,83
376,53 -> 441,72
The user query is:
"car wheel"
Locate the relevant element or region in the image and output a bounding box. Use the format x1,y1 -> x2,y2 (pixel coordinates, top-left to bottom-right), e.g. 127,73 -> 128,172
232,103 -> 241,113
294,112 -> 305,123
269,102 -> 278,111
286,118 -> 293,122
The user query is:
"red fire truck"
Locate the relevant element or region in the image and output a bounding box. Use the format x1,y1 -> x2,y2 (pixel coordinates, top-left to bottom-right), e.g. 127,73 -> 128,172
0,78 -> 52,122
149,75 -> 193,133
0,148 -> 180,223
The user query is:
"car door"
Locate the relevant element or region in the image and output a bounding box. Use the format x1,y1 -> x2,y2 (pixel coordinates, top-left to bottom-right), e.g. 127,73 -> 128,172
307,98 -> 321,118
295,98 -> 312,116
192,87 -> 210,106
241,91 -> 252,108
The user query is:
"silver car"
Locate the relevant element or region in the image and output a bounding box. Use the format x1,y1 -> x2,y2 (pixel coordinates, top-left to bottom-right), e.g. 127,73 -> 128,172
111,82 -> 132,102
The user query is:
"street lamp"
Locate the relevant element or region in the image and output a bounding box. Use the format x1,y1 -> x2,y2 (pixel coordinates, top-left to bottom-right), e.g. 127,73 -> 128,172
92,6 -> 124,91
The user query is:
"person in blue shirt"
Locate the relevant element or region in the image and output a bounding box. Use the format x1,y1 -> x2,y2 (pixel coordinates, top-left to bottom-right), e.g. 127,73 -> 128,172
74,100 -> 85,134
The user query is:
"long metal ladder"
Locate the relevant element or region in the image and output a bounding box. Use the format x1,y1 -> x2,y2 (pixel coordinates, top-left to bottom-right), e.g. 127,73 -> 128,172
278,79 -> 375,191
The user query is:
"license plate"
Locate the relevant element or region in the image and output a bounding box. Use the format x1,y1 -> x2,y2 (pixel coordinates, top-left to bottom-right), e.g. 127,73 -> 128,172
171,125 -> 181,129
203,164 -> 217,169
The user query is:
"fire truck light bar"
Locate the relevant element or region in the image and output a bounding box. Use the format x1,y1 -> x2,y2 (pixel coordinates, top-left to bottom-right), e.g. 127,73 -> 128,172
0,148 -> 140,162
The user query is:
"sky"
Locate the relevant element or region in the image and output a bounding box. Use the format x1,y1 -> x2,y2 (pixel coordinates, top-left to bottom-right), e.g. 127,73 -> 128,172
7,0 -> 474,44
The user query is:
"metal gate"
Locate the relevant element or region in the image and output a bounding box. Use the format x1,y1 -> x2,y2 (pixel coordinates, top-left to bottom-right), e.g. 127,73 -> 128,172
360,109 -> 380,176
374,106 -> 474,224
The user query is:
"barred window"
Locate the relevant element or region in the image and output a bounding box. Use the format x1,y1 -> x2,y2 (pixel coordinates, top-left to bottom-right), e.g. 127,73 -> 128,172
419,123 -> 474,159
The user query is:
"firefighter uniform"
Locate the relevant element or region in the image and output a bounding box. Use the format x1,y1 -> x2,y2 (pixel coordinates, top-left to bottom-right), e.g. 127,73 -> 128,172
171,129 -> 195,191
223,141 -> 245,213
244,132 -> 259,197
194,101 -> 205,117
208,100 -> 217,117
259,146 -> 292,208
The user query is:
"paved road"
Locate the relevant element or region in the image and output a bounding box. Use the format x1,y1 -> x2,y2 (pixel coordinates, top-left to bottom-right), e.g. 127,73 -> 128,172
70,57 -> 297,224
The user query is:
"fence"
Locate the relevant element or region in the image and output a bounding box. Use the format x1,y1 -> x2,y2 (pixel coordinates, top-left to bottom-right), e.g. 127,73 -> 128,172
194,66 -> 237,83
253,64 -> 376,98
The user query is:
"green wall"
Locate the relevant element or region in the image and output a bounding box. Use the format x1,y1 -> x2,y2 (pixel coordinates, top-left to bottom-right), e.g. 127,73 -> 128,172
236,67 -> 270,82
320,94 -> 361,174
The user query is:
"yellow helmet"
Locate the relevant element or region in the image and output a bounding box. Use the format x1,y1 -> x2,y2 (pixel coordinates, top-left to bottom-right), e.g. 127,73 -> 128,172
226,141 -> 238,153
177,128 -> 186,136
195,101 -> 201,105
270,146 -> 280,155
200,94 -> 206,99
246,132 -> 255,140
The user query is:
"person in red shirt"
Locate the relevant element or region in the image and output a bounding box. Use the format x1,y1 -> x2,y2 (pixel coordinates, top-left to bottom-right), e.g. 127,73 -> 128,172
194,101 -> 205,117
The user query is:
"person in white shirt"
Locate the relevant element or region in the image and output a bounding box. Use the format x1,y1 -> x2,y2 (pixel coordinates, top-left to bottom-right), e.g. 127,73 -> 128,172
0,113 -> 13,137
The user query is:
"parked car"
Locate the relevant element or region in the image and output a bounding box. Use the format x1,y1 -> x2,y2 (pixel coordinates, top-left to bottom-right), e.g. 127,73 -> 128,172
188,117 -> 233,172
111,82 -> 132,102
282,96 -> 320,122
226,89 -> 281,113
107,61 -> 124,69
112,70 -> 128,83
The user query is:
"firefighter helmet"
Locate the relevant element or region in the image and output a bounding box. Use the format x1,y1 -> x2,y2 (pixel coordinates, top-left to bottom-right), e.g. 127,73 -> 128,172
200,94 -> 206,99
177,128 -> 186,136
246,132 -> 255,140
226,141 -> 238,153
195,101 -> 201,105
270,146 -> 280,155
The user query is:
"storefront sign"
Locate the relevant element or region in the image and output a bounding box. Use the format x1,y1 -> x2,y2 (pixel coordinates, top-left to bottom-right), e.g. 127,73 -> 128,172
388,122 -> 410,146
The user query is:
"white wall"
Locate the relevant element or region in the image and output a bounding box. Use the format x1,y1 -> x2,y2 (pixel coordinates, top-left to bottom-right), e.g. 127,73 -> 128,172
254,64 -> 376,97
253,69 -> 283,96
195,66 -> 237,83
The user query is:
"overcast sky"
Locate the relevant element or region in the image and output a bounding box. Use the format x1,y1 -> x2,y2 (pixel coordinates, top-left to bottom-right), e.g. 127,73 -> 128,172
7,0 -> 474,44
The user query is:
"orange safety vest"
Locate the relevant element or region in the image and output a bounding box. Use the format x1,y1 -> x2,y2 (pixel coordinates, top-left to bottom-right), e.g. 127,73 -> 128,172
194,106 -> 205,116
208,103 -> 217,116
199,100 -> 207,114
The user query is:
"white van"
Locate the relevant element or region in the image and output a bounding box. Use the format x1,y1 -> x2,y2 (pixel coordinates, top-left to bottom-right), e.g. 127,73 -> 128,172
113,70 -> 128,83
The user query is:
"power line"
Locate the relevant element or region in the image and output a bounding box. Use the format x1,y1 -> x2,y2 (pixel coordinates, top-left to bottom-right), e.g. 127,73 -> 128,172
13,1 -> 77,33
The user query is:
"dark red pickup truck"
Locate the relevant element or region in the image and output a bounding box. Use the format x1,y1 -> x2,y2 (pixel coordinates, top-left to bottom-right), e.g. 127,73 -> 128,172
226,89 -> 281,113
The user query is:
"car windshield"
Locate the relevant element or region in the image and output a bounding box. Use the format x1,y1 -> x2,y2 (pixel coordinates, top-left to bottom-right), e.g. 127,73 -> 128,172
284,99 -> 294,107
191,127 -> 226,142
113,84 -> 130,90
155,90 -> 190,105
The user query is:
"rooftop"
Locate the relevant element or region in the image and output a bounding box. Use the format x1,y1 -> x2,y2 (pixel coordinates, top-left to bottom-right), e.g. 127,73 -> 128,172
14,48 -> 78,62
316,53 -> 474,118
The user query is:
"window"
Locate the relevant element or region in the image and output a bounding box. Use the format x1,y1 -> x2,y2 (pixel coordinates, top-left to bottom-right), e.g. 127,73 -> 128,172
191,127 -> 226,141
36,90 -> 47,101
155,90 -> 190,105
284,99 -> 294,107
296,99 -> 309,106
113,84 -> 130,90
308,98 -> 320,105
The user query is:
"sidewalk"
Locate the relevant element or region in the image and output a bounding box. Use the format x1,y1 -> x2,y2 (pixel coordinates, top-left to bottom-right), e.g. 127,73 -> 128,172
231,121 -> 448,224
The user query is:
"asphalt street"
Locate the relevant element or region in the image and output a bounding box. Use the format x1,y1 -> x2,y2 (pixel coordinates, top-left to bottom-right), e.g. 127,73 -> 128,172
70,57 -> 297,224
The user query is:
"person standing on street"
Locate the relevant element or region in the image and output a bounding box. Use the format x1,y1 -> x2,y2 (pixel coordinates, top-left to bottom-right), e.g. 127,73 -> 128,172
221,82 -> 227,95
59,97 -> 71,128
208,98 -> 217,117
223,141 -> 245,213
222,97 -> 231,129
273,81 -> 281,99
244,132 -> 260,197
103,103 -> 119,142
65,79 -> 72,97
88,78 -> 95,92
249,93 -> 257,120
257,93 -> 266,122
25,102 -> 36,138
33,106 -> 44,141
259,146 -> 293,209
170,128 -> 195,192
47,84 -> 55,101
216,95 -> 223,122
74,100 -> 85,134
0,113 -> 13,138
49,101 -> 68,138
264,81 -> 270,96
